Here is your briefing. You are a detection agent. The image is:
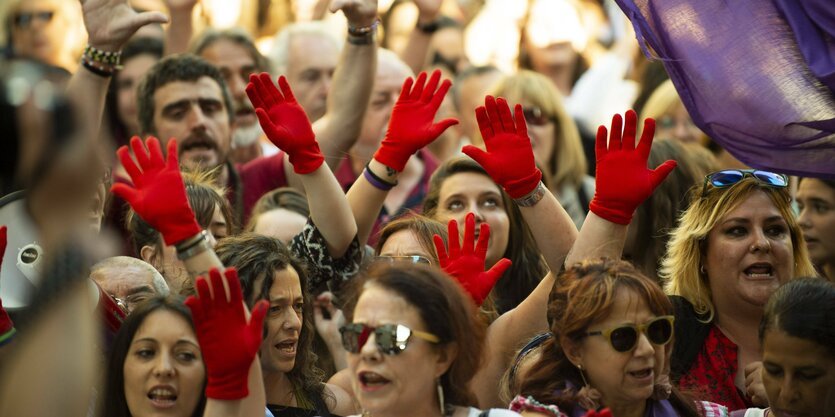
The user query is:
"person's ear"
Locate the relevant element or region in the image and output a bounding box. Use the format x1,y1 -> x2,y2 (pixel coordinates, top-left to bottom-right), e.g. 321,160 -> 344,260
434,342 -> 459,379
563,338 -> 584,369
140,245 -> 159,268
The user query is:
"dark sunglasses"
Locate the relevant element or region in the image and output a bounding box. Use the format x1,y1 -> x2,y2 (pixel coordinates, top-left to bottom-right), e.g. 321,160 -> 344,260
584,316 -> 674,353
522,106 -> 553,126
339,323 -> 439,355
375,255 -> 432,265
13,11 -> 54,28
701,169 -> 788,197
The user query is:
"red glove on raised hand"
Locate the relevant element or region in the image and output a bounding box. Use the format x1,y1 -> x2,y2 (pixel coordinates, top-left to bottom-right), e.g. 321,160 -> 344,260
583,409 -> 613,417
461,96 -> 542,199
185,267 -> 268,400
111,137 -> 202,245
0,225 -> 15,346
589,110 -> 677,225
374,69 -> 459,172
246,73 -> 323,174
433,213 -> 512,306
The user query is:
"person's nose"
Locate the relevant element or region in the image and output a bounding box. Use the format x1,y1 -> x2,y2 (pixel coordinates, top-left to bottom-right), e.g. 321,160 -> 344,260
153,352 -> 175,378
750,227 -> 771,253
797,205 -> 812,230
319,73 -> 333,97
228,75 -> 247,102
633,331 -> 655,359
187,103 -> 208,132
777,375 -> 801,405
358,328 -> 381,360
284,308 -> 302,332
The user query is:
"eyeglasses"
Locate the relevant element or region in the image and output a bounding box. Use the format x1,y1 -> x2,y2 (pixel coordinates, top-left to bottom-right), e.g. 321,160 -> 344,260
375,255 -> 432,265
583,316 -> 674,353
701,169 -> 788,197
522,106 -> 553,126
339,323 -> 440,355
13,11 -> 54,28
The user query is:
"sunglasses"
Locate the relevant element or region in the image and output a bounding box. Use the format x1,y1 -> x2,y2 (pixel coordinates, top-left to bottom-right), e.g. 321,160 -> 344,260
702,169 -> 788,197
13,11 -> 54,28
375,255 -> 432,265
584,316 -> 674,353
522,106 -> 553,126
339,323 -> 439,355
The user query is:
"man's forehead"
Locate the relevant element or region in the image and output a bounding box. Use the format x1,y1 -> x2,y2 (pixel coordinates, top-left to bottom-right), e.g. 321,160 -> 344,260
154,77 -> 225,104
200,39 -> 256,70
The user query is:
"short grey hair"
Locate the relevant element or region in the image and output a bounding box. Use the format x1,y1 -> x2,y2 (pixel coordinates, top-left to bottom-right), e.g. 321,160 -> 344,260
91,256 -> 170,297
268,21 -> 343,75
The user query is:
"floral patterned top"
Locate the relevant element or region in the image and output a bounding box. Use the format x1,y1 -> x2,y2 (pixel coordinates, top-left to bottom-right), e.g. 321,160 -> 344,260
678,325 -> 753,411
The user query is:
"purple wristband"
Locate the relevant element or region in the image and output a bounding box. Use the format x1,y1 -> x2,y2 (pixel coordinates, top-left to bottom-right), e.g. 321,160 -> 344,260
363,167 -> 394,191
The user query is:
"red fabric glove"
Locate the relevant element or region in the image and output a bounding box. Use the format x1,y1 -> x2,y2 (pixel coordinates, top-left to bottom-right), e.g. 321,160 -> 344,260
0,226 -> 15,346
589,110 -> 677,225
185,267 -> 268,400
374,69 -> 459,172
111,137 -> 202,245
461,96 -> 542,199
583,409 -> 613,417
246,73 -> 323,174
433,213 -> 512,306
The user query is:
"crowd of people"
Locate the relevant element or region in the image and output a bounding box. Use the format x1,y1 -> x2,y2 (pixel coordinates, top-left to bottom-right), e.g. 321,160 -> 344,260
0,0 -> 833,417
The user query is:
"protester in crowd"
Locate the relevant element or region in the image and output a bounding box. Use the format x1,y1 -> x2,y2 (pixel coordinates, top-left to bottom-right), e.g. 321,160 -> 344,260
624,140 -> 718,281
246,187 -> 311,243
748,278 -> 835,417
90,256 -> 170,313
136,0 -> 378,225
512,258 -> 727,417
341,263 -> 522,417
639,80 -> 706,146
661,169 -> 818,410
215,233 -> 357,416
796,178 -> 835,281
487,70 -> 594,228
375,214 -> 448,265
100,269 -> 268,417
4,0 -> 84,72
451,65 -> 504,147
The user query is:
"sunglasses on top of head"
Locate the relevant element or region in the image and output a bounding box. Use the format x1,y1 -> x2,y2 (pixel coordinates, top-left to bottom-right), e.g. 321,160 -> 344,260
339,323 -> 439,355
701,169 -> 788,197
583,315 -> 675,353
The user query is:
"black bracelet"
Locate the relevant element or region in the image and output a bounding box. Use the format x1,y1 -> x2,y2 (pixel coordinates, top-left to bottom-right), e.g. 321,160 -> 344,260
82,60 -> 113,78
365,163 -> 398,187
347,33 -> 375,45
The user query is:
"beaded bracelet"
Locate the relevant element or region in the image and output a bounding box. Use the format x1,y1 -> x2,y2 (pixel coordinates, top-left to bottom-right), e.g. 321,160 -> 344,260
348,18 -> 380,37
84,45 -> 122,66
509,395 -> 563,417
82,57 -> 114,77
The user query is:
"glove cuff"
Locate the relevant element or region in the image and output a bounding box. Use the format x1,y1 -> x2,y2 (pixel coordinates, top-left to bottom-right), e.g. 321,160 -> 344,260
503,170 -> 543,199
161,218 -> 203,247
289,142 -> 325,175
588,200 -> 633,225
373,144 -> 408,173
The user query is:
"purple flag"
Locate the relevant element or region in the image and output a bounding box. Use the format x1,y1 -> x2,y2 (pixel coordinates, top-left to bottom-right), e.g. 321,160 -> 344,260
616,0 -> 835,178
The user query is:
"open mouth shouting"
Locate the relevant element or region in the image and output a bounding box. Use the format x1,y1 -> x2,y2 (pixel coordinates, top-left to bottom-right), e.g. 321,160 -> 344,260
147,384 -> 178,409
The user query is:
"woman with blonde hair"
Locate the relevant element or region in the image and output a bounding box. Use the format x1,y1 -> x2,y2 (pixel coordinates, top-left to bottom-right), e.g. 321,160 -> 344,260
639,80 -> 706,146
487,70 -> 594,228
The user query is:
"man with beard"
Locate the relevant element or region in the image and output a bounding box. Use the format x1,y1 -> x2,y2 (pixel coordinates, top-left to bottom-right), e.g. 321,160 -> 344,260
136,0 -> 378,225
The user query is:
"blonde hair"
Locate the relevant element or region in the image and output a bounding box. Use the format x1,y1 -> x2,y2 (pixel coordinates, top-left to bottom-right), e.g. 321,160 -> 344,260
488,70 -> 586,189
660,177 -> 817,321
640,79 -> 680,123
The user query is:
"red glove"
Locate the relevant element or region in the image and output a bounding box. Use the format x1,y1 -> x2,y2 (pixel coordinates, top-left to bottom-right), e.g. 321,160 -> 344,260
433,213 -> 512,306
374,69 -> 458,172
461,96 -> 542,199
111,137 -> 202,245
246,73 -> 323,174
589,110 -> 677,225
0,226 -> 15,346
583,409 -> 613,417
185,268 -> 268,400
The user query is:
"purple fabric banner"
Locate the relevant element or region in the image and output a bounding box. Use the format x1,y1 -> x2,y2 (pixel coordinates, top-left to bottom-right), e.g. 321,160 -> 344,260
615,0 -> 835,178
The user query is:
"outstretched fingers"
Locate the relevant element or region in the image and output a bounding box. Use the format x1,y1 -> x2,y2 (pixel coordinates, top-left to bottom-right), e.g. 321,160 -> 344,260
462,213 -> 476,256
514,104 -> 528,139
165,139 -> 180,170
430,79 -> 452,109
637,117 -> 656,161
433,234 -> 449,265
650,160 -> 678,189
130,136 -> 152,169
277,76 -> 297,103
446,218 -> 461,259
608,113 -> 623,152
398,77 -> 414,101
421,70 -> 441,102
474,222 -> 490,260
246,74 -> 266,109
409,71 -> 428,101
621,110 -> 638,150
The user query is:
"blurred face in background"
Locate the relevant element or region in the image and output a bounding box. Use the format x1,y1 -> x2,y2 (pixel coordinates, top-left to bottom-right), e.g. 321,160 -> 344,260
117,54 -> 160,136
10,0 -> 77,70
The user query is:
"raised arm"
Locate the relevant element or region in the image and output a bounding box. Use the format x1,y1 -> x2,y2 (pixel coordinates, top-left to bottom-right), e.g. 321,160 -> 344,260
310,0 -> 378,170
246,73 -> 357,257
460,96 -> 577,407
111,137 -> 224,277
346,70 -> 458,245
70,0 -> 167,143
398,0 -> 442,74
163,0 -> 198,56
564,110 -> 676,267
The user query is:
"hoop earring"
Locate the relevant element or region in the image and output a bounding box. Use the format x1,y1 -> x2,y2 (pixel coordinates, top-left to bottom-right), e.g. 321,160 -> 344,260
437,379 -> 445,415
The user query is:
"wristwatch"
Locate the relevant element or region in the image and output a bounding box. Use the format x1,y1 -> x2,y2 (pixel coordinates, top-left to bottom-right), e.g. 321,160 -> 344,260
513,181 -> 546,207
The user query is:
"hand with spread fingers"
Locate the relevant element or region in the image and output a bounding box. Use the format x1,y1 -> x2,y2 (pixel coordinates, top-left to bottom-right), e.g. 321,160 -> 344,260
81,0 -> 169,52
589,110 -> 677,225
461,96 -> 542,199
433,213 -> 512,306
110,136 -> 202,245
185,267 -> 268,400
246,73 -> 324,174
373,69 -> 459,172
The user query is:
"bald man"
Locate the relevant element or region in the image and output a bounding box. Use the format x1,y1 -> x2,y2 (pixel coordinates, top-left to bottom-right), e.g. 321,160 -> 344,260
90,256 -> 169,313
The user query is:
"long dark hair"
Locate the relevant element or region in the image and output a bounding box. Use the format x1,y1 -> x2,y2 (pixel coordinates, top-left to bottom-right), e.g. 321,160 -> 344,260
518,258 -> 698,417
760,278 -> 835,357
100,297 -> 206,417
214,233 -> 327,406
423,157 -> 548,314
